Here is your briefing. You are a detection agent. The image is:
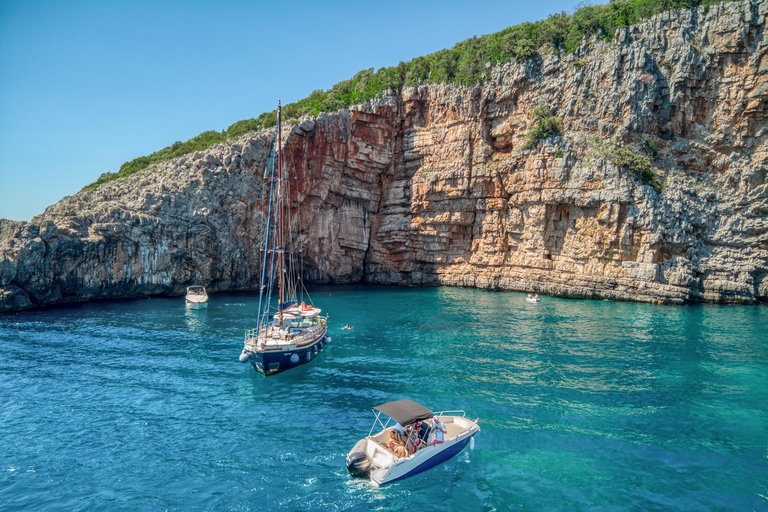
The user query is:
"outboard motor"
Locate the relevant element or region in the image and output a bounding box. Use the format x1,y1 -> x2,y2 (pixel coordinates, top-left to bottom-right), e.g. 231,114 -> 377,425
346,451 -> 371,478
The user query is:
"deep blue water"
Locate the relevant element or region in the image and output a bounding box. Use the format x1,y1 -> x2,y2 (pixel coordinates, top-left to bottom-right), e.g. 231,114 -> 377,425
1,285 -> 767,511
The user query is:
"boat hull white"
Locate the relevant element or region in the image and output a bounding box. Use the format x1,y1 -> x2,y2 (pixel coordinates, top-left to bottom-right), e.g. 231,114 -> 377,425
347,414 -> 480,486
185,299 -> 208,309
371,432 -> 474,485
185,286 -> 208,309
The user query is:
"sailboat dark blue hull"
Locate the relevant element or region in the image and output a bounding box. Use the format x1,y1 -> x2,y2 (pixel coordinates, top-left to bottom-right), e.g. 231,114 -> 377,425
249,335 -> 328,376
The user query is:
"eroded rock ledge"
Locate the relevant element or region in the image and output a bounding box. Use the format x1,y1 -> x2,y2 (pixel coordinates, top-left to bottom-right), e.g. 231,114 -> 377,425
2,0 -> 767,312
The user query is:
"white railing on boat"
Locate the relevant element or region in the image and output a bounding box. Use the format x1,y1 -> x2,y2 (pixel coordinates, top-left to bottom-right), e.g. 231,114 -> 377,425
433,410 -> 467,418
434,410 -> 478,437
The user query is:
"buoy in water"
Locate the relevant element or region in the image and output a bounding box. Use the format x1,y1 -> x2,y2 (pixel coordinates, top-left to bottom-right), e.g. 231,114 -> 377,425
470,436 -> 475,450
238,351 -> 249,363
325,336 -> 331,343
306,352 -> 312,362
313,345 -> 318,353
290,353 -> 299,364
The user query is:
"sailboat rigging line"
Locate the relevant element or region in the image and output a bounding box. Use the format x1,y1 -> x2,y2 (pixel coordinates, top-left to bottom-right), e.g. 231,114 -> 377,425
277,101 -> 286,326
299,280 -> 314,308
265,164 -> 280,327
288,214 -> 299,303
255,128 -> 278,333
293,171 -> 304,306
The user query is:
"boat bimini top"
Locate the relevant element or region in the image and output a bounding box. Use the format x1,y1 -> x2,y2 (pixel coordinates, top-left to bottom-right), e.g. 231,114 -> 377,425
369,399 -> 433,435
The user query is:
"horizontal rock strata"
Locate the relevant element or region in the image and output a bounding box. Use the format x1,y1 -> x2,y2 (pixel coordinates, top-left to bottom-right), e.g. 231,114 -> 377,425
1,0 -> 767,311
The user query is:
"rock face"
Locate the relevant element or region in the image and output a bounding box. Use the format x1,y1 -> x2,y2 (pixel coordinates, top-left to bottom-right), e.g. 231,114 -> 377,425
1,0 -> 767,312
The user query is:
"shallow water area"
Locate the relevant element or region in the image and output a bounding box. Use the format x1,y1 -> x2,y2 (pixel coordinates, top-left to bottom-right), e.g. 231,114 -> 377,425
1,285 -> 767,511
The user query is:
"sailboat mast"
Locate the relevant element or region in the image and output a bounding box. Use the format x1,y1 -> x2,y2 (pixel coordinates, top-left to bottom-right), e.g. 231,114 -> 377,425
277,101 -> 285,327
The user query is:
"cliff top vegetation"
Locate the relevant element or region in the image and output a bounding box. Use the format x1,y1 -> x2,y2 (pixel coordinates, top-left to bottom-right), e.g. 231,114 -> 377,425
82,0 -> 728,192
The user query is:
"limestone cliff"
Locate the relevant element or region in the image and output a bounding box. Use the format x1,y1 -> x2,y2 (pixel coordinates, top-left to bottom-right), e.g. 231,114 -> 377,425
2,0 -> 767,312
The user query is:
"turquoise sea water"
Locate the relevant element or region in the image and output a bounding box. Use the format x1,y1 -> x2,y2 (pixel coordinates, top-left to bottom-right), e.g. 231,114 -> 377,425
1,285 -> 767,511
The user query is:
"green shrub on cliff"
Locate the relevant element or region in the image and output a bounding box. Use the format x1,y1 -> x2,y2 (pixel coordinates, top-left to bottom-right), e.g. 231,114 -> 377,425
522,106 -> 562,150
607,146 -> 650,173
640,168 -> 666,192
80,121 -> 269,192
83,0 -> 726,191
600,143 -> 665,193
643,139 -> 659,159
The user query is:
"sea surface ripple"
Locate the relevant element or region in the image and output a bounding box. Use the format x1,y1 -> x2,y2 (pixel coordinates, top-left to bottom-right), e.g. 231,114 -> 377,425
1,285 -> 766,511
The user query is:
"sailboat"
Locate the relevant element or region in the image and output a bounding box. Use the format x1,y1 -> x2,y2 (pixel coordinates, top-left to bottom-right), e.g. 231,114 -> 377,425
238,101 -> 330,376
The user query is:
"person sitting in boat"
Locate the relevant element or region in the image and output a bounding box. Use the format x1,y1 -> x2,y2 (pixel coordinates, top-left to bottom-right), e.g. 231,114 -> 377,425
527,293 -> 533,299
394,422 -> 411,450
430,416 -> 447,446
387,430 -> 408,458
407,422 -> 424,453
534,293 -> 539,300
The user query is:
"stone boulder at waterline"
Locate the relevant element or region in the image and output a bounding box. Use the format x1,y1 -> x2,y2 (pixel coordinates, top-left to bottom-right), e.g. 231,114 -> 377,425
1,0 -> 767,312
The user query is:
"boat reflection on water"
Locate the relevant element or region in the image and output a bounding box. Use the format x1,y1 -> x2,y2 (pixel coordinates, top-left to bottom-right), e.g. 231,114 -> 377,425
184,307 -> 208,333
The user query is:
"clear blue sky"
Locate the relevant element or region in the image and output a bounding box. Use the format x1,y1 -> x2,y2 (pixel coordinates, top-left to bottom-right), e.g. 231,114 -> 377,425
0,0 -> 580,222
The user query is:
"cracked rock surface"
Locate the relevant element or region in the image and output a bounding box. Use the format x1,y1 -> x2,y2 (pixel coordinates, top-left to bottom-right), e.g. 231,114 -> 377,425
2,0 -> 767,311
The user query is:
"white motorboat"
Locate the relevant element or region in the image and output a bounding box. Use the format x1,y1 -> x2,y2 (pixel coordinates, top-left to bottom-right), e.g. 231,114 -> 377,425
185,286 -> 208,309
346,399 -> 480,486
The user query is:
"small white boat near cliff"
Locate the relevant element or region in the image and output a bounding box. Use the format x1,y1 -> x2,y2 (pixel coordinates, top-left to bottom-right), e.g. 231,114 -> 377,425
346,399 -> 480,486
185,286 -> 208,309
